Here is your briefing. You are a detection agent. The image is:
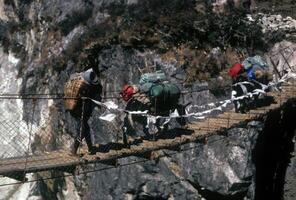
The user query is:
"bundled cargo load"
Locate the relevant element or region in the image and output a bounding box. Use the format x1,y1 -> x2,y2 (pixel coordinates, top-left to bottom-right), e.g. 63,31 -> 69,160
64,73 -> 88,111
241,55 -> 271,84
139,70 -> 168,84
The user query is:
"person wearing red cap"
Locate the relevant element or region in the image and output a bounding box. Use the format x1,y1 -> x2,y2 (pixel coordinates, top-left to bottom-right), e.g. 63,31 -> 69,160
229,62 -> 249,113
120,85 -> 137,102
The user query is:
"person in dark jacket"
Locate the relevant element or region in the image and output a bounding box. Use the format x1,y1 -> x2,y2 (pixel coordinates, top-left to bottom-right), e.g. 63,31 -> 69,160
229,63 -> 253,113
228,62 -> 273,113
65,67 -> 102,155
120,83 -> 186,146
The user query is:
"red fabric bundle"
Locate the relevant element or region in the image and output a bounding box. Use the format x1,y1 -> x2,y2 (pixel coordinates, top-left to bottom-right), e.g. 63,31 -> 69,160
120,85 -> 135,101
228,63 -> 243,78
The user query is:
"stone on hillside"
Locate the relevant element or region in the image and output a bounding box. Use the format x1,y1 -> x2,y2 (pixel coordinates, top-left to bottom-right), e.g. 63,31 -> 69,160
185,127 -> 259,197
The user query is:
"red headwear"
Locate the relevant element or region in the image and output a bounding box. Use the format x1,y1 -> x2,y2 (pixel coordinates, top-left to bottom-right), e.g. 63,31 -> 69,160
228,63 -> 243,78
120,85 -> 135,101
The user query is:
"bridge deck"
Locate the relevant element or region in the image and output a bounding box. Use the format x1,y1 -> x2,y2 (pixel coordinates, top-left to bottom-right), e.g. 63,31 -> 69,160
0,81 -> 295,178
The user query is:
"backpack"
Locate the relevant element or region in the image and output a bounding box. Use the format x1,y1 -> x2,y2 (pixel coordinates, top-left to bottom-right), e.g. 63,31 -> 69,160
149,83 -> 181,110
242,55 -> 268,71
64,73 -> 92,111
242,55 -> 269,82
138,82 -> 155,93
139,70 -> 167,85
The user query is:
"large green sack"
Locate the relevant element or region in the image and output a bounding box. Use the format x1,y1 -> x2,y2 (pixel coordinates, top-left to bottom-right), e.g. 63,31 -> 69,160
149,83 -> 181,110
138,82 -> 155,93
139,70 -> 167,84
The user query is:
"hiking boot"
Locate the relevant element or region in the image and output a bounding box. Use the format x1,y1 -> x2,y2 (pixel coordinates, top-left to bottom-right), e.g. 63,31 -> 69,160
70,144 -> 79,155
70,146 -> 77,156
88,146 -> 97,155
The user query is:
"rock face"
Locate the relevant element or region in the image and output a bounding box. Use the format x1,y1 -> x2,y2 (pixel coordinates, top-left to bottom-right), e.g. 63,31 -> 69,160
259,14 -> 296,34
187,127 -> 259,197
266,41 -> 296,79
254,99 -> 296,200
84,124 -> 261,200
0,0 -> 295,200
284,134 -> 296,200
212,0 -> 253,13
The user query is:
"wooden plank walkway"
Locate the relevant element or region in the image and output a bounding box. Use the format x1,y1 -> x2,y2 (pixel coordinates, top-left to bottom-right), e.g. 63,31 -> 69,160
0,80 -> 295,179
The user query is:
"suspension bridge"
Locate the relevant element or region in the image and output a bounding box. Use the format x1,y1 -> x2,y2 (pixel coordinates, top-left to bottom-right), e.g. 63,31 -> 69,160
0,78 -> 295,183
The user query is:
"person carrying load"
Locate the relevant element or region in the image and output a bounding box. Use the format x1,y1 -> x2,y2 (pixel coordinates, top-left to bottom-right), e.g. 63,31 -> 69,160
228,58 -> 274,113
64,67 -> 102,155
119,70 -> 186,145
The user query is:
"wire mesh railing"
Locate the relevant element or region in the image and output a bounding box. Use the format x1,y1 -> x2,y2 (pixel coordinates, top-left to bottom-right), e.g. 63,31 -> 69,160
0,98 -> 54,159
0,75 -> 294,181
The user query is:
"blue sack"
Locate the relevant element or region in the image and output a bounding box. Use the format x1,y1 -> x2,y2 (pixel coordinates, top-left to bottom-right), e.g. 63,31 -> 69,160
246,68 -> 255,80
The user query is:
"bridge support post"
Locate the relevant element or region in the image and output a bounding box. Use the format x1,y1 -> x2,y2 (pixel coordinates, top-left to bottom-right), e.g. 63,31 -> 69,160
227,113 -> 230,128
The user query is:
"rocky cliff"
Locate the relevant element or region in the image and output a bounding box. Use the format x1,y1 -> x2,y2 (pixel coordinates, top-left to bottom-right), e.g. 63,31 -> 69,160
0,0 -> 295,199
